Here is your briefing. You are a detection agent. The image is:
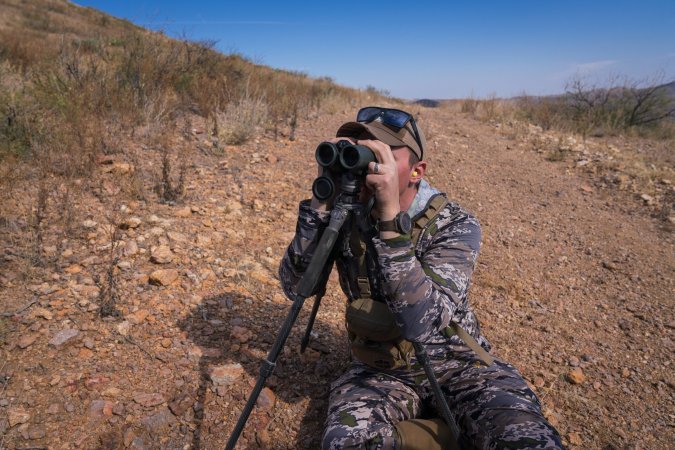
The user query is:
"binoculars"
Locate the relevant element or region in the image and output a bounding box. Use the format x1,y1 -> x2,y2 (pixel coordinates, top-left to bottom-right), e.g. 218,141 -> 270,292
312,140 -> 376,200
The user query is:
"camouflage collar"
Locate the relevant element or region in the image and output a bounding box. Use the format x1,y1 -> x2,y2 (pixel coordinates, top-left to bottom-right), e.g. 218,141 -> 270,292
406,179 -> 441,219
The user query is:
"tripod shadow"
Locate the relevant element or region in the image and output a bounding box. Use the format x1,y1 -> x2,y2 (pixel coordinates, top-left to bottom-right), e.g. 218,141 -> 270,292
177,286 -> 349,449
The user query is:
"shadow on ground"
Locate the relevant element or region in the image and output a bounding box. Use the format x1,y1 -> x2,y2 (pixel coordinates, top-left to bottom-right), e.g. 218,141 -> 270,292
178,289 -> 349,449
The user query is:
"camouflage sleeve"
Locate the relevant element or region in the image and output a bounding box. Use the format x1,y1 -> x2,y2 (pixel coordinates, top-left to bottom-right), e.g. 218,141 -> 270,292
372,209 -> 481,342
278,199 -> 332,299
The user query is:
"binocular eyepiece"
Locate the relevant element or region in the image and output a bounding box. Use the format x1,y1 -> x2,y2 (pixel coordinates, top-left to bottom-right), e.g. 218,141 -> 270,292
312,140 -> 377,200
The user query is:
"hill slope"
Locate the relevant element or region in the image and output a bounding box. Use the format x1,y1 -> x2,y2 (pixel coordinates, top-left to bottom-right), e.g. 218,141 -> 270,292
0,2 -> 673,450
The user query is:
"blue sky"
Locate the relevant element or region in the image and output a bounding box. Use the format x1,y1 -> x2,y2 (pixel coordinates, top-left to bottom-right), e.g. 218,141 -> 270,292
74,1 -> 675,100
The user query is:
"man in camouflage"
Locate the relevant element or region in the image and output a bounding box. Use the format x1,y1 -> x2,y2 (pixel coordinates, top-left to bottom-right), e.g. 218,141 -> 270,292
279,107 -> 563,449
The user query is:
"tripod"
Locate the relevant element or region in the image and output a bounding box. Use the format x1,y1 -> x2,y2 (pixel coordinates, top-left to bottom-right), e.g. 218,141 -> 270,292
225,172 -> 460,449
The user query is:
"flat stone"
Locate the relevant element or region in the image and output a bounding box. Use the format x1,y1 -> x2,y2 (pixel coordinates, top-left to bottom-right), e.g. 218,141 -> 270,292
82,220 -> 98,229
256,429 -> 272,448
167,231 -> 188,245
256,387 -> 276,411
225,200 -> 243,212
88,399 -> 115,418
117,321 -> 131,336
148,226 -> 165,237
149,269 -> 179,286
150,245 -> 173,264
49,328 -> 79,347
121,217 -> 142,229
209,363 -> 244,386
65,264 -> 83,274
102,387 -> 122,397
133,392 -> 165,408
168,392 -> 194,416
567,367 -> 586,384
27,425 -> 46,440
31,307 -> 53,320
17,334 -> 39,349
123,240 -> 139,256
141,407 -> 176,435
8,407 -> 30,427
126,309 -> 149,325
175,207 -> 192,218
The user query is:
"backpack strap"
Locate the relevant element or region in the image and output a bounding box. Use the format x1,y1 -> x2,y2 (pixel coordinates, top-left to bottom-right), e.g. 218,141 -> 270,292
413,194 -> 494,367
411,194 -> 448,245
443,323 -> 494,366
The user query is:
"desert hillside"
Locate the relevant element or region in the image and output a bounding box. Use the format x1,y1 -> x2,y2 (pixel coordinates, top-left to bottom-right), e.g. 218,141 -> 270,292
1,1 -> 674,449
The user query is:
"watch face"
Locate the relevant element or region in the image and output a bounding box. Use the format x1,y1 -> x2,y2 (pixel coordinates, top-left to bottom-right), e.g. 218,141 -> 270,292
399,212 -> 412,234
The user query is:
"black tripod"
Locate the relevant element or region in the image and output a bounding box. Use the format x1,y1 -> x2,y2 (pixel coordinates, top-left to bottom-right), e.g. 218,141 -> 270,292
225,171 -> 460,449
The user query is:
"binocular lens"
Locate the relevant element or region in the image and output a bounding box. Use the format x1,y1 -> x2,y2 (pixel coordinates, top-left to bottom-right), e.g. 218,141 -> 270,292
312,176 -> 334,201
340,145 -> 376,172
316,142 -> 339,168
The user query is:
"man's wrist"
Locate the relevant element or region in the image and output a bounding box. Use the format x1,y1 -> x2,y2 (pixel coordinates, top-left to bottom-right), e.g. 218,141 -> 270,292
310,197 -> 329,212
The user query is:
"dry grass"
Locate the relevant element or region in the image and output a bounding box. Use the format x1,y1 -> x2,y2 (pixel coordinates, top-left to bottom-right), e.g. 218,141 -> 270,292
0,0 -> 382,284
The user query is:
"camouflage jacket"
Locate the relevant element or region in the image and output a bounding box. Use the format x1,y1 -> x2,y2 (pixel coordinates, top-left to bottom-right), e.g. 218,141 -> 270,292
279,180 -> 490,367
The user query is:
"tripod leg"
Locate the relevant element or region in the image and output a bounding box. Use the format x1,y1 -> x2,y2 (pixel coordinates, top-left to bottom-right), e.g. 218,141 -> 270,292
412,342 -> 461,449
225,205 -> 350,449
300,290 -> 323,353
225,295 -> 305,450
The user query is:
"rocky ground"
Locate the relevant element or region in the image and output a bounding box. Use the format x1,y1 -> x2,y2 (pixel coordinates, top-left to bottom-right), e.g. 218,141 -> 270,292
0,105 -> 673,449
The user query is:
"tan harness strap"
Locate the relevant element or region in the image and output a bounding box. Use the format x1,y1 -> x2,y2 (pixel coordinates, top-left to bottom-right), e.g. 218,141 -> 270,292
351,218 -> 371,299
443,323 -> 494,366
411,195 -> 448,244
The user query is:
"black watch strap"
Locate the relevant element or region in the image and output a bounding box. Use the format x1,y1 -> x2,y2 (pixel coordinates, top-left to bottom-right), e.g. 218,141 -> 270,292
379,212 -> 412,234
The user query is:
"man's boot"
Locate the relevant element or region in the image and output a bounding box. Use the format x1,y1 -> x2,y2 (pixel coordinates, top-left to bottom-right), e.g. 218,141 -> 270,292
394,418 -> 458,450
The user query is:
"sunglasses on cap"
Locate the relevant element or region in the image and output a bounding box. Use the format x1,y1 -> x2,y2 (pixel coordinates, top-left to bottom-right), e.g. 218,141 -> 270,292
356,106 -> 424,160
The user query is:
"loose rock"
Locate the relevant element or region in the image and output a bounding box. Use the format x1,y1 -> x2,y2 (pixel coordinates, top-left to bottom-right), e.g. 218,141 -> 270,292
567,367 -> 586,384
8,407 -> 30,427
150,245 -> 173,264
209,363 -> 244,386
49,329 -> 80,347
149,269 -> 179,286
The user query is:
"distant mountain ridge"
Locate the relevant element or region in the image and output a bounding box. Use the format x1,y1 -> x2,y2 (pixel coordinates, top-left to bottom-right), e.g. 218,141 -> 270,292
656,80 -> 675,100
415,80 -> 675,104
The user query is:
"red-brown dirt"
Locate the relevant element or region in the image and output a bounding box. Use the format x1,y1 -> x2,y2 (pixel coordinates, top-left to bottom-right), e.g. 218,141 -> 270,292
0,106 -> 673,449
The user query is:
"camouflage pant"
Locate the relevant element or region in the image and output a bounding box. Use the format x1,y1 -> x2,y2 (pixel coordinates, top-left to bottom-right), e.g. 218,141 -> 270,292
322,355 -> 563,450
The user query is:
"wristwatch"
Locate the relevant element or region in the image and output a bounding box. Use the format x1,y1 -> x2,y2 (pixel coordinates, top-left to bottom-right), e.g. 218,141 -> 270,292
379,211 -> 412,234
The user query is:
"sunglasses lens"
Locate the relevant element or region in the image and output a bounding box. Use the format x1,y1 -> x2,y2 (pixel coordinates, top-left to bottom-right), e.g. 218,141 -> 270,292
356,107 -> 382,123
382,110 -> 411,128
357,107 -> 412,128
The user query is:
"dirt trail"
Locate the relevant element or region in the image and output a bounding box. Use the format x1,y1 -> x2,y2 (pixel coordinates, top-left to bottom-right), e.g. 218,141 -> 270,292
0,106 -> 672,449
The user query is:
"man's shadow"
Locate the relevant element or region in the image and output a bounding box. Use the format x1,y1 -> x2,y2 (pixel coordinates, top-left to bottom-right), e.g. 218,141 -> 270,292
177,284 -> 349,449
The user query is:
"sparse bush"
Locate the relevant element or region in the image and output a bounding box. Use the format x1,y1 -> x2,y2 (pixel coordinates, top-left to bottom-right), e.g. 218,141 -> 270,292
480,93 -> 499,120
216,96 -> 269,145
461,95 -> 479,114
96,206 -> 122,318
159,148 -> 186,203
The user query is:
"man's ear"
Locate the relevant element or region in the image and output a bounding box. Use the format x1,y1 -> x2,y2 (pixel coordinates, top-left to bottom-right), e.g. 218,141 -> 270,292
410,161 -> 427,184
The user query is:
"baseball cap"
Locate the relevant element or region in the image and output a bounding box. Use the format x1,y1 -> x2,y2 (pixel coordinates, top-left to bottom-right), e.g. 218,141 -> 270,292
336,110 -> 426,160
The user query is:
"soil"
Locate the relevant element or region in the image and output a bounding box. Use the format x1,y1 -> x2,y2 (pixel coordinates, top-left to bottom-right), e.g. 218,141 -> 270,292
0,106 -> 673,449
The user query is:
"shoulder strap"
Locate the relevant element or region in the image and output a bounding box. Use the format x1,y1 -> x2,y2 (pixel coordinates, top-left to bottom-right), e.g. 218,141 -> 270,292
411,194 -> 448,246
356,194 -> 448,300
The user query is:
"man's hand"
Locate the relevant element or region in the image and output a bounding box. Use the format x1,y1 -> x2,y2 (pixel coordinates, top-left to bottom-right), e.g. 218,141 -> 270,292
359,139 -> 401,222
